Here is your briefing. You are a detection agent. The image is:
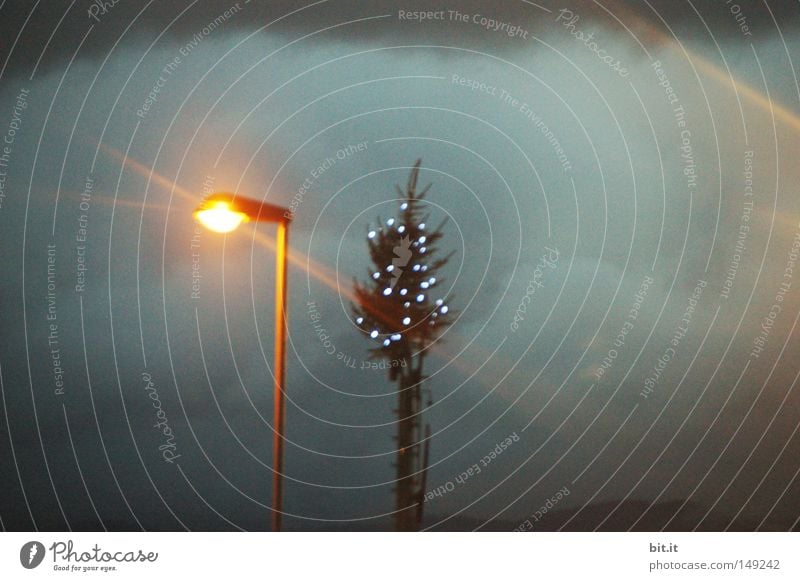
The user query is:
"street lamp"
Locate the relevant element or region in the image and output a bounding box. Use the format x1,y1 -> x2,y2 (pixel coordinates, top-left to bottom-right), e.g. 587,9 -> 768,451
194,192 -> 291,532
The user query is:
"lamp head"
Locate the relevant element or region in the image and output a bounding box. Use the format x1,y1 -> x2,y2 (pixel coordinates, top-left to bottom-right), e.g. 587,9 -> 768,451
194,193 -> 249,233
194,192 -> 291,233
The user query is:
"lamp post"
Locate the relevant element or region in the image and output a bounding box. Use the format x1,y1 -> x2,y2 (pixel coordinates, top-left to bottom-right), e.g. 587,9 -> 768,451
194,192 -> 291,532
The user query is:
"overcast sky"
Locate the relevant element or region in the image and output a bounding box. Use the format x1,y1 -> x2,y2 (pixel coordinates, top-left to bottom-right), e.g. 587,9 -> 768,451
1,0 -> 799,531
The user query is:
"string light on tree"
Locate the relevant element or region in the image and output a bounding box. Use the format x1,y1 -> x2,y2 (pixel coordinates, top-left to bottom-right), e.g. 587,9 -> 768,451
352,166 -> 453,351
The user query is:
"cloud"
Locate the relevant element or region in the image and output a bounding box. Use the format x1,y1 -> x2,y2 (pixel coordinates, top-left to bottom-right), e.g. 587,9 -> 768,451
3,1 -> 798,79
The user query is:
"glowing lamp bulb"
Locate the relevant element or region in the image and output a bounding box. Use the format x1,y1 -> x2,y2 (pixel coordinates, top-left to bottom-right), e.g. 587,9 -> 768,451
402,317 -> 411,325
195,201 -> 248,233
370,330 -> 379,339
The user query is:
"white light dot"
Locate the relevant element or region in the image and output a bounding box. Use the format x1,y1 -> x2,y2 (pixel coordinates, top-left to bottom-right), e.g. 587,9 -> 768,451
370,330 -> 379,339
372,272 -> 380,279
383,339 -> 391,347
356,317 -> 364,325
435,299 -> 443,306
386,265 -> 394,272
402,317 -> 411,325
387,218 -> 395,226
368,230 -> 376,239
383,288 -> 392,296
421,282 -> 429,289
421,265 -> 428,272
419,236 -> 427,243
419,223 -> 426,230
400,202 -> 408,210
412,264 -> 421,272
391,334 -> 401,341
404,301 -> 411,308
398,225 -> 406,233
416,294 -> 425,302
399,288 -> 408,296
420,247 -> 427,254
429,277 -> 436,285
440,306 -> 449,314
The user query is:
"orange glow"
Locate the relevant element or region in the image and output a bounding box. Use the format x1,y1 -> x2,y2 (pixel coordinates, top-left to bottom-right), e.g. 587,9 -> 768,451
606,0 -> 800,132
194,200 -> 249,233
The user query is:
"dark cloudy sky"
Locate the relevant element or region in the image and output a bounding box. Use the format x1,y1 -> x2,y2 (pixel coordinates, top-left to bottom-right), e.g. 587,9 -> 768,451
1,0 -> 799,531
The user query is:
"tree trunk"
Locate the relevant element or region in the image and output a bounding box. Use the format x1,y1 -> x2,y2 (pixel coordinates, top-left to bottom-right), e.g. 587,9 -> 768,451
394,360 -> 423,531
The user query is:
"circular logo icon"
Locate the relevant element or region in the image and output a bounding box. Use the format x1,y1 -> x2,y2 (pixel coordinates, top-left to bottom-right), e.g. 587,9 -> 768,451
20,541 -> 46,569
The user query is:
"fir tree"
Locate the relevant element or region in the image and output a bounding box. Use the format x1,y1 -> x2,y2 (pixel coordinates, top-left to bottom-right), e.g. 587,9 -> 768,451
352,159 -> 454,530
